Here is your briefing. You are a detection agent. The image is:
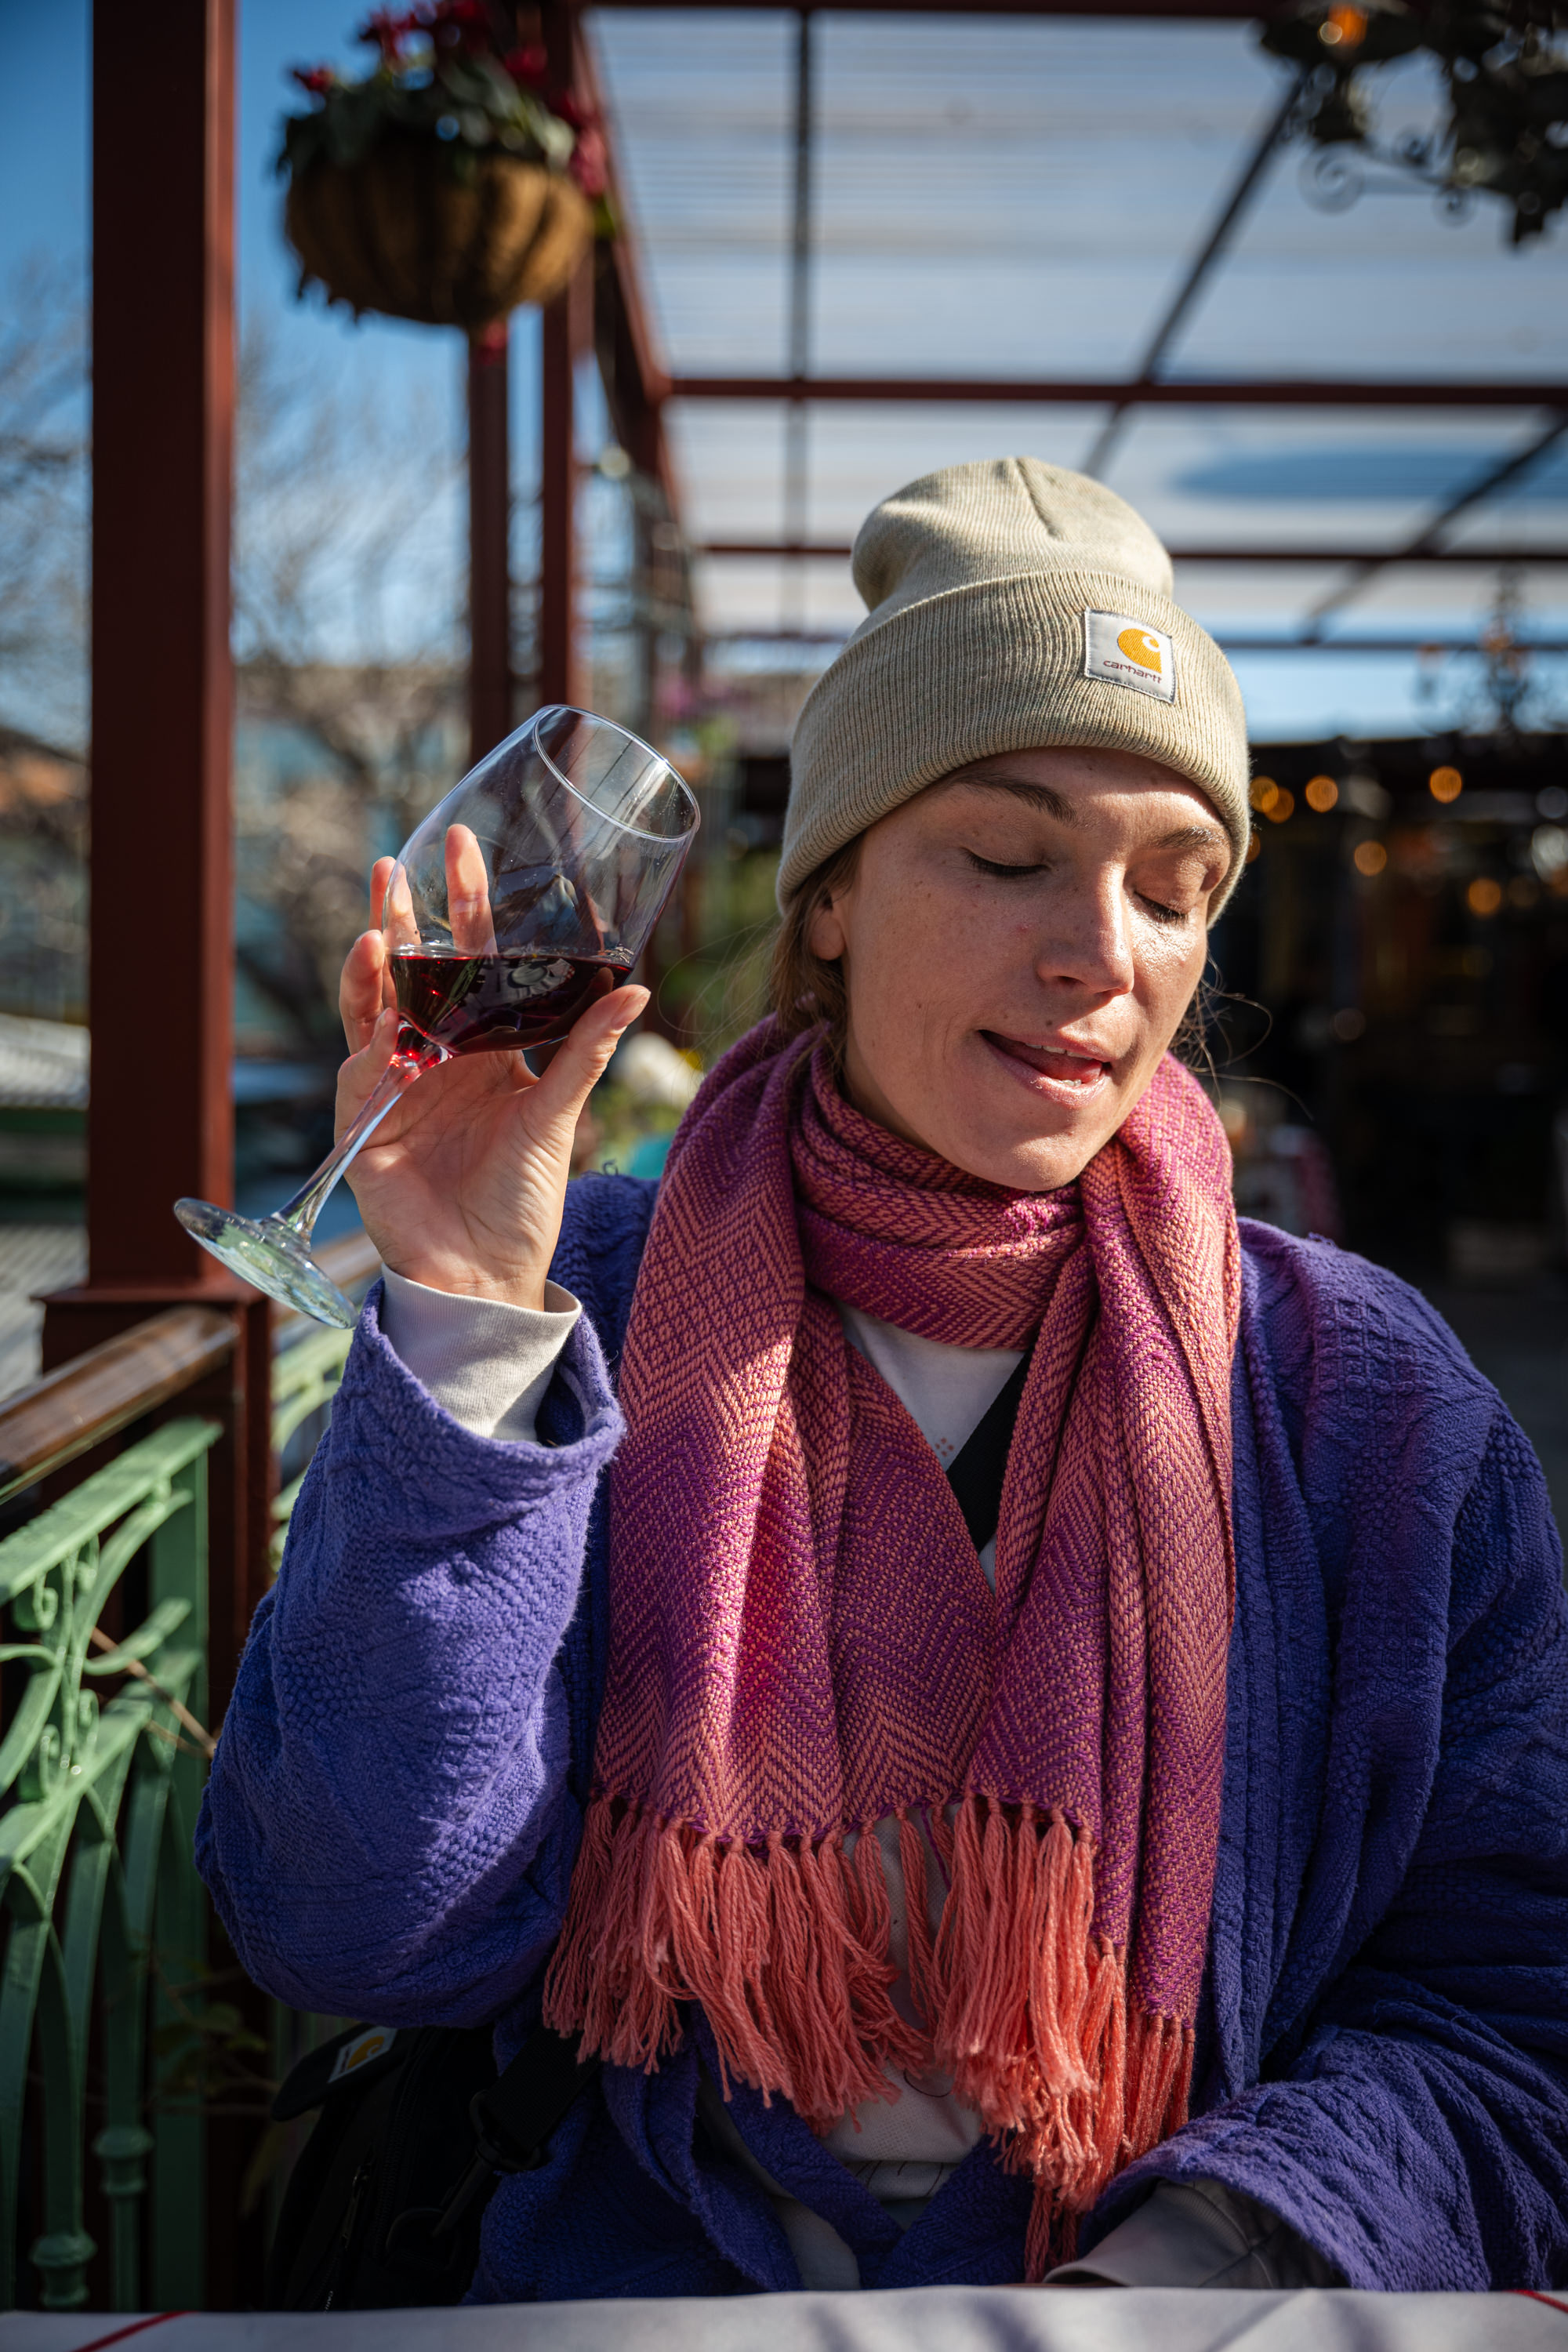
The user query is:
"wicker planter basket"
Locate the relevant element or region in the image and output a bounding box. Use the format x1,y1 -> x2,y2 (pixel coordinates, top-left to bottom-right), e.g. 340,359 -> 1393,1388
285,140 -> 593,336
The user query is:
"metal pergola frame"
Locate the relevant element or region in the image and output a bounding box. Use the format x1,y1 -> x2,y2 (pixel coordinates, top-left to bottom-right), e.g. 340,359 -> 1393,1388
583,0 -> 1567,654
71,0 -> 1563,1476
666,374 -> 1568,409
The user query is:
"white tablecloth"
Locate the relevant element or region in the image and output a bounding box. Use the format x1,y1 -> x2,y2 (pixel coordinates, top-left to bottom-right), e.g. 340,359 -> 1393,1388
4,2290 -> 1565,2352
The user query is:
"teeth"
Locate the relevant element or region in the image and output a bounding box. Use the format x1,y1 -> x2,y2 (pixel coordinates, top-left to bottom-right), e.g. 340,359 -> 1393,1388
987,1031 -> 1105,1080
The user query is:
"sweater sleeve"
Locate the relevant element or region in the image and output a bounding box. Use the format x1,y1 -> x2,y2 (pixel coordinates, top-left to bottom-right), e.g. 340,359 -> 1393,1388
1087,1405 -> 1568,2291
194,1278 -> 622,2026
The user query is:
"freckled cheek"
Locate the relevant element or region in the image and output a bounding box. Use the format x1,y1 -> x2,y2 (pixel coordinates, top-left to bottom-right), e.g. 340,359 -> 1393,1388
1133,934 -> 1207,1033
930,875 -> 1025,970
862,885 -> 978,1064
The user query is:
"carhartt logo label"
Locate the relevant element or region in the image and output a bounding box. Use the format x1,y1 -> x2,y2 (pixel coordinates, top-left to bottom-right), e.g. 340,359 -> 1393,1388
328,2026 -> 397,2084
1116,626 -> 1163,673
1082,611 -> 1176,703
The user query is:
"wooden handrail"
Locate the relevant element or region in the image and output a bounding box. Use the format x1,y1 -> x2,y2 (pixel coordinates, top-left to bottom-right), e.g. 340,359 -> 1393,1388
0,1306 -> 235,1503
0,1226 -> 381,1501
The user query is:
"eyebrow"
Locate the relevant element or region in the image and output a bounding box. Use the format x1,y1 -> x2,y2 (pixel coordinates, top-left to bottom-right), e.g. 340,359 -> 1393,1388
942,771 -> 1078,822
1158,823 -> 1229,851
946,771 -> 1229,852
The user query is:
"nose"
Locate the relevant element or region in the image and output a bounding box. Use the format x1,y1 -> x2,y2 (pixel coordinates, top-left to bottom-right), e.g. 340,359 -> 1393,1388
1033,866 -> 1136,999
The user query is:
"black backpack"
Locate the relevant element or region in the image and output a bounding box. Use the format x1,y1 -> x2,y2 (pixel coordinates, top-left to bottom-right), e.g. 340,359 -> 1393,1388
264,2018 -> 600,2310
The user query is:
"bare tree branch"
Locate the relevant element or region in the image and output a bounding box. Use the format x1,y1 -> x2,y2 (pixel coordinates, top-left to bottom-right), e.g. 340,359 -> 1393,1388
0,256 -> 89,755
232,317 -> 464,1055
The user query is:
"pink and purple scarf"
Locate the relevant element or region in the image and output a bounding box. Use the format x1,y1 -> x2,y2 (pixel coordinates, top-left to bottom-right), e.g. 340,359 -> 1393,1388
545,1021 -> 1240,2271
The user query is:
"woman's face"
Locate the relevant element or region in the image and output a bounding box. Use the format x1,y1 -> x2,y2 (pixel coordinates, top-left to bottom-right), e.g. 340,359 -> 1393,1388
808,746 -> 1232,1192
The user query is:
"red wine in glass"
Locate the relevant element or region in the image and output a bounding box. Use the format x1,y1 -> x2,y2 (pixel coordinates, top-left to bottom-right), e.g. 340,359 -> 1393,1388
174,706 -> 698,1328
390,947 -> 632,1062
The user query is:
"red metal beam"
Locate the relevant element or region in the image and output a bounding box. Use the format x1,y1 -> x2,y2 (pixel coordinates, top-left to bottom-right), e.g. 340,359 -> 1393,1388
596,1 -> 1272,15
575,20 -> 677,491
670,375 -> 1568,411
695,541 -> 1568,564
593,234 -> 675,487
469,336 -> 514,760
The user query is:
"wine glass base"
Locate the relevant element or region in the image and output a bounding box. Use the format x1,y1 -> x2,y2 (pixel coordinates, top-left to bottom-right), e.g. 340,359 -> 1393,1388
173,1199 -> 361,1329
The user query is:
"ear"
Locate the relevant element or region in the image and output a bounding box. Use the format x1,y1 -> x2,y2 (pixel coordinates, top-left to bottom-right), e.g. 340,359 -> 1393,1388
808,887 -> 849,963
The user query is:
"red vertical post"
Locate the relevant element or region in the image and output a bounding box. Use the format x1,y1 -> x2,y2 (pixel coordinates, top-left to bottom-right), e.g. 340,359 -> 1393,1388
57,0 -> 274,1679
539,0 -> 585,711
50,0 -> 265,1480
84,0 -> 236,1288
539,266 -> 586,711
57,15 -> 277,1735
42,0 -> 275,2309
468,332 -> 514,763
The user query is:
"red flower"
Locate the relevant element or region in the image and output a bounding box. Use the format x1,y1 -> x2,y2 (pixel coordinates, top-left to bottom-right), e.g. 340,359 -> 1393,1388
568,125 -> 608,196
553,89 -> 590,129
356,8 -> 410,56
290,63 -> 336,94
503,42 -> 549,84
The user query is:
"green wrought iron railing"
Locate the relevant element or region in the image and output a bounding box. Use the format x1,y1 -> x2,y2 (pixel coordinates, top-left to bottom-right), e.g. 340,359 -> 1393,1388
0,1232 -> 376,2314
270,1322 -> 356,1571
0,1411 -> 219,2313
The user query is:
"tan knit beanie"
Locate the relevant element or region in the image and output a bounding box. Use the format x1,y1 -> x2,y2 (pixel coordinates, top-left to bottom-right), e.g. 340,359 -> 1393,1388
782,456 -> 1250,917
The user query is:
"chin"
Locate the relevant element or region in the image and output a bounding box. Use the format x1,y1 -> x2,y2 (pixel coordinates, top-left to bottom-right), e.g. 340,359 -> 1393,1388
919,1075 -> 1105,1194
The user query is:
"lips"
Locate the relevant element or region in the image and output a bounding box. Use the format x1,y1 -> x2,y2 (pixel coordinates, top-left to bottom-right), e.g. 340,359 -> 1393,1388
981,1031 -> 1112,1088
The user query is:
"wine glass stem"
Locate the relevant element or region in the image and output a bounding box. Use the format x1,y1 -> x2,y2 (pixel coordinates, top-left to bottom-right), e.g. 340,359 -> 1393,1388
271,1050 -> 434,1246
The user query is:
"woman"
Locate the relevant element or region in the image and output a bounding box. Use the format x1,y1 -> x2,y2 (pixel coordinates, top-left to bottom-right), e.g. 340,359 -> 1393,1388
199,459 -> 1568,2301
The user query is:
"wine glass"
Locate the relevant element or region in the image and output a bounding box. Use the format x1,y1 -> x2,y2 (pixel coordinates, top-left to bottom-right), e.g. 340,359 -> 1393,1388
175,706 -> 699,1328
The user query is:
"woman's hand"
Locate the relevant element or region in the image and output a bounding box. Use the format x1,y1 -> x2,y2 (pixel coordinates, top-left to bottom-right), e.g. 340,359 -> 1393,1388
336,857 -> 648,1311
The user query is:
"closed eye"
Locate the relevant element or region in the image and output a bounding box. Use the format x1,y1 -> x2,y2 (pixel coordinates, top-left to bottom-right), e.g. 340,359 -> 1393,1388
966,851 -> 1047,878
966,848 -> 1198,920
1138,893 -> 1188,925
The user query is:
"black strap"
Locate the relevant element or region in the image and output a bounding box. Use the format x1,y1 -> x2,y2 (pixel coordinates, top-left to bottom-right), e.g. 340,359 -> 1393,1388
385,2025 -> 601,2270
945,1343 -> 1033,1555
474,2023 -> 600,2176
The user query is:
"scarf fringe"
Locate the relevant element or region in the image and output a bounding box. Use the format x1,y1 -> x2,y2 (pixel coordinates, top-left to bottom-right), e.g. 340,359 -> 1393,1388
543,1794 -> 927,2123
543,1790 -> 1193,2259
1018,2005 -> 1192,2280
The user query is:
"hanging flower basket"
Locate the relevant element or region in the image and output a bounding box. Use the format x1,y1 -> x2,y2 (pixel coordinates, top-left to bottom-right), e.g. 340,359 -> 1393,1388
285,140 -> 592,333
278,4 -> 608,339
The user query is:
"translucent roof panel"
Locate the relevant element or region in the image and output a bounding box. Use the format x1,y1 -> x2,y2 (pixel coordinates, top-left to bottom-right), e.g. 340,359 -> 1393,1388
593,9 -> 800,371
588,7 -> 1568,735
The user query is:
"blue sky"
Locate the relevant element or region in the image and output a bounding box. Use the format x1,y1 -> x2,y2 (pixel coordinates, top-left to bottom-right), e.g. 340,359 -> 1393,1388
4,1 -> 1567,744
2,2 -> 470,393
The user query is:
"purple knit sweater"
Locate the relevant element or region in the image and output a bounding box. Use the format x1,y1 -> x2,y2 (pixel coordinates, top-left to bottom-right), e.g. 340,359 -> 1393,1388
197,1176 -> 1568,2299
